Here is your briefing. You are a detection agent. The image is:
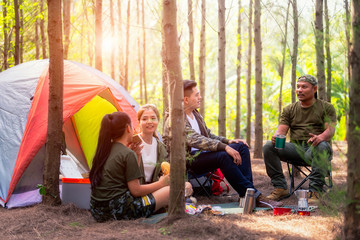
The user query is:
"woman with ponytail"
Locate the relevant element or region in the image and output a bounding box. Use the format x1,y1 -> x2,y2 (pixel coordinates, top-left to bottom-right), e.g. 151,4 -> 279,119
89,112 -> 169,222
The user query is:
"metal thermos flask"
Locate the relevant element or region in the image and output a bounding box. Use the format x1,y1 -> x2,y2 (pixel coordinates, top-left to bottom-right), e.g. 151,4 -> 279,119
243,188 -> 255,214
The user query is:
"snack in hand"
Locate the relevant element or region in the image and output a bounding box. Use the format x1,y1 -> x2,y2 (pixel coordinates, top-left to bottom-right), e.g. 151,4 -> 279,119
161,162 -> 170,175
132,134 -> 142,144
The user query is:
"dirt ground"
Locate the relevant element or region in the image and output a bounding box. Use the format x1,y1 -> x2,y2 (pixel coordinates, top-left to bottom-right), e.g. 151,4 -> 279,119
0,141 -> 347,240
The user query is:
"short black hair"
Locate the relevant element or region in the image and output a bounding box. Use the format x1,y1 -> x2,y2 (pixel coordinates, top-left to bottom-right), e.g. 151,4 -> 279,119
183,80 -> 197,97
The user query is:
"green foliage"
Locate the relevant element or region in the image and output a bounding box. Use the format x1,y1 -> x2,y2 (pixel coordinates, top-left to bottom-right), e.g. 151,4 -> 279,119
318,186 -> 348,217
158,227 -> 171,236
37,184 -> 46,196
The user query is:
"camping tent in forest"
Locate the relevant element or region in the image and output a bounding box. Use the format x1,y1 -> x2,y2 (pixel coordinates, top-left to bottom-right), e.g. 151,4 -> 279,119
0,60 -> 139,208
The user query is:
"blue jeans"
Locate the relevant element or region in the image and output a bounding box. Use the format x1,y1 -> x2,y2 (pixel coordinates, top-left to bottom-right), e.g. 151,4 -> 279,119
189,142 -> 260,197
263,141 -> 332,192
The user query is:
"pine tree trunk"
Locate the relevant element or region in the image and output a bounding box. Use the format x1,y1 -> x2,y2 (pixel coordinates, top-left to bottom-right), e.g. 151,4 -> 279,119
117,0 -> 124,84
345,0 -> 350,138
124,0 -> 131,90
35,16 -> 40,60
279,1 -> 290,114
95,0 -> 103,71
199,0 -> 206,117
3,0 -> 8,70
324,0 -> 331,102
315,0 -> 326,100
43,0 -> 64,206
142,0 -> 147,103
246,0 -> 253,147
110,0 -> 115,79
253,0 -> 262,158
344,1 -> 360,237
40,0 -> 47,59
291,0 -> 298,103
137,0 -> 143,104
20,0 -> 23,63
235,0 -> 242,139
162,0 -> 185,218
188,0 -> 195,80
14,0 -> 20,65
63,0 -> 71,60
218,0 -> 226,137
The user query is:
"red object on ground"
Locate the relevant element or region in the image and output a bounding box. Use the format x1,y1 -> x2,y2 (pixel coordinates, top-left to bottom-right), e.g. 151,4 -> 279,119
273,207 -> 292,215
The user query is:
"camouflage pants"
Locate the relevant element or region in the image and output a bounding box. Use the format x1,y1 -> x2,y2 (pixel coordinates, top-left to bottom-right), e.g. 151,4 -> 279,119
90,191 -> 156,222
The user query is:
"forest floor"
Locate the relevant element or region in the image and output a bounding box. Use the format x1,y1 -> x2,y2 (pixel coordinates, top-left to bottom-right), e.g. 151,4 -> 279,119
0,141 -> 347,240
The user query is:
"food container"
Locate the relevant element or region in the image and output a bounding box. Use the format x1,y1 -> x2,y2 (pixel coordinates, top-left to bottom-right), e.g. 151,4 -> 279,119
273,207 -> 292,215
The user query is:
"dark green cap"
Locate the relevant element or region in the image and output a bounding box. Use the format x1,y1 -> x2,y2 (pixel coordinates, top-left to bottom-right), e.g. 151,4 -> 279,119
297,74 -> 318,86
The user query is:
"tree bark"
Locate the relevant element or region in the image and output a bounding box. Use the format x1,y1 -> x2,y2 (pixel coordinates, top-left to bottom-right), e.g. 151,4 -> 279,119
43,0 -> 64,206
345,0 -> 351,139
40,0 -> 47,59
278,1 -> 290,114
246,0 -> 253,147
63,0 -> 71,60
3,0 -> 8,70
199,0 -> 206,117
20,0 -> 23,63
95,0 -> 103,71
14,0 -> 20,65
142,0 -> 148,103
218,0 -> 226,137
291,0 -> 298,103
117,0 -> 124,84
35,15 -> 40,60
344,1 -> 360,237
162,0 -> 185,218
235,0 -> 242,139
253,0 -> 262,158
315,0 -> 326,100
124,0 -> 131,90
188,0 -> 195,80
324,0 -> 332,102
137,0 -> 143,103
110,0 -> 115,79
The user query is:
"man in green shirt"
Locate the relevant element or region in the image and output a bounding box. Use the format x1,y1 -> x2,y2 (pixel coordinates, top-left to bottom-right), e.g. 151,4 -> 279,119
263,74 -> 336,201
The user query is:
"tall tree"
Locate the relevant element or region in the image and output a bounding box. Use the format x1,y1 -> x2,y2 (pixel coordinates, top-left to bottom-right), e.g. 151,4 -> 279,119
63,0 -> 71,60
14,0 -> 20,65
117,0 -> 124,84
345,0 -> 351,137
43,0 -> 64,206
278,1 -> 290,113
95,0 -> 103,71
142,0 -> 148,103
315,0 -> 326,100
124,0 -> 131,90
110,0 -> 115,79
199,0 -> 206,117
35,15 -> 40,60
218,0 -> 226,137
137,0 -> 143,103
253,0 -> 262,158
246,0 -> 253,147
235,0 -> 242,139
188,0 -> 195,80
3,0 -> 8,70
40,0 -> 47,59
324,0 -> 332,102
291,0 -> 298,103
20,0 -> 23,63
344,1 -> 360,237
162,0 -> 185,218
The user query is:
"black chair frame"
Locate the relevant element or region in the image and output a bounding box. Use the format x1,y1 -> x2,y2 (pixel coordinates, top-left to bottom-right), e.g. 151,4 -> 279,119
286,158 -> 333,196
187,169 -> 215,198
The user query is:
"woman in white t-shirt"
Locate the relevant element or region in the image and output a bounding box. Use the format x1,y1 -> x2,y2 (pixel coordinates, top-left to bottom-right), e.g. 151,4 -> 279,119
137,104 -> 168,183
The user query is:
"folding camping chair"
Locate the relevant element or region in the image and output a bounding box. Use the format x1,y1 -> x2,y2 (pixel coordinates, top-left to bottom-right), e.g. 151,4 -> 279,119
187,169 -> 215,198
286,157 -> 333,196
